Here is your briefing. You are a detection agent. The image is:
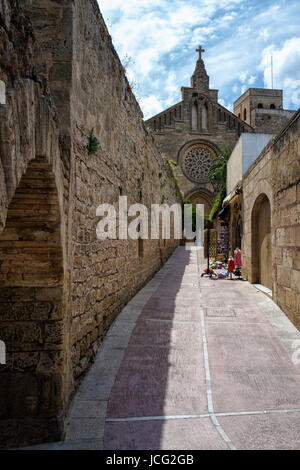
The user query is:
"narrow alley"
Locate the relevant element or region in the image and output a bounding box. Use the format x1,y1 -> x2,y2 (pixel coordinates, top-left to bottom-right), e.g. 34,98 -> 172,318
25,247 -> 300,450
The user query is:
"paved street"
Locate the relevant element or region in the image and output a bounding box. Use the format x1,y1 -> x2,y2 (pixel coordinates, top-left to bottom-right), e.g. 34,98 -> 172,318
25,247 -> 300,450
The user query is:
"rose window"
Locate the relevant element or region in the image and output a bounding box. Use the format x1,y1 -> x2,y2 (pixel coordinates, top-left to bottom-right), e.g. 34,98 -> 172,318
182,145 -> 215,183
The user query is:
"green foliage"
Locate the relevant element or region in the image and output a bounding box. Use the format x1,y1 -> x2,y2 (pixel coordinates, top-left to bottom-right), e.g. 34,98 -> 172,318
208,146 -> 232,221
208,146 -> 232,187
87,128 -> 99,155
165,158 -> 184,203
209,191 -> 223,222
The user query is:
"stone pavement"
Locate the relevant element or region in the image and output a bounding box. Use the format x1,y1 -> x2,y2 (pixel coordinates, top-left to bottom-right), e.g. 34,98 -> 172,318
22,247 -> 300,450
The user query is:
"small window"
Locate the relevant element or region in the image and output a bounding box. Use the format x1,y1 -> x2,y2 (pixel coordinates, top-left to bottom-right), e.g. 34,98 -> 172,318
238,113 -> 241,119
243,109 -> 247,121
202,103 -> 208,130
257,103 -> 263,109
0,80 -> 6,105
191,103 -> 198,130
270,104 -> 275,109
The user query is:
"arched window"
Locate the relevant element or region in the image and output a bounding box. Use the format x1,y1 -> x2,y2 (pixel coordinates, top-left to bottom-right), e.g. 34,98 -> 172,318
191,103 -> 198,130
0,80 -> 6,105
270,104 -> 275,109
238,113 -> 241,119
243,109 -> 247,121
202,103 -> 208,130
257,103 -> 263,109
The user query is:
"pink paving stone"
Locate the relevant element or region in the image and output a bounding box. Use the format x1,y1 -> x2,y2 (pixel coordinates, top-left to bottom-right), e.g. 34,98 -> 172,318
104,417 -> 228,450
106,322 -> 207,419
204,308 -> 300,412
102,248 -> 300,449
218,413 -> 300,450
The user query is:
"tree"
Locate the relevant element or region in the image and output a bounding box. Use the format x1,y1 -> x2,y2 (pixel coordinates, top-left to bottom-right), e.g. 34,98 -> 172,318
208,146 -> 232,221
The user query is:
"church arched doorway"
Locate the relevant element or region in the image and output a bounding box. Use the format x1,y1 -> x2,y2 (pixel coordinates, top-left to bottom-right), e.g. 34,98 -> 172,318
184,188 -> 214,218
251,193 -> 272,290
0,158 -> 65,446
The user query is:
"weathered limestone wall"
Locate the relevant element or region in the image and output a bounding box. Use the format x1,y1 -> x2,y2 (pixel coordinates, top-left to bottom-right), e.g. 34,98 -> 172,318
0,0 -> 69,446
252,108 -> 295,134
243,109 -> 300,330
0,0 -> 181,447
69,0 -> 181,384
146,98 -> 249,199
20,0 -> 73,127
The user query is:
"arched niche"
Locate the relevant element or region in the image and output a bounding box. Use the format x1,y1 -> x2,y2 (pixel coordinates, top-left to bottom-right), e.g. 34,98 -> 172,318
191,103 -> 198,130
0,158 -> 65,446
251,193 -> 272,289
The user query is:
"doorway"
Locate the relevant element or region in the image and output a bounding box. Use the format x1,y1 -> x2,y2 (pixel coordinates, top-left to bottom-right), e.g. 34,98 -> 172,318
251,194 -> 272,290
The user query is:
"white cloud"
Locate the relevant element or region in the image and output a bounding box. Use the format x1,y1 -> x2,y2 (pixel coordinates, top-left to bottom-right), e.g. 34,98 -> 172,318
98,0 -> 300,117
259,37 -> 300,108
139,96 -> 163,117
259,28 -> 270,41
239,71 -> 248,83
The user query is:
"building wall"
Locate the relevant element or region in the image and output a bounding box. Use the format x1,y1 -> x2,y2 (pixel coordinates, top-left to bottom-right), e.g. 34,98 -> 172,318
0,0 -> 181,447
227,137 -> 243,194
227,133 -> 275,194
252,108 -> 295,134
243,109 -> 300,330
146,99 -> 249,211
234,88 -> 283,127
145,61 -> 253,216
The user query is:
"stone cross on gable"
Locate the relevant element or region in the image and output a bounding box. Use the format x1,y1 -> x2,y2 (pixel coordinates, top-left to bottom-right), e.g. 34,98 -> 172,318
196,45 -> 205,60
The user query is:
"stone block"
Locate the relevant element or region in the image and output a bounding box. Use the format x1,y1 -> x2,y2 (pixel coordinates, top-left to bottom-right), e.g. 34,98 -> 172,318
286,288 -> 296,311
276,267 -> 291,288
65,417 -> 105,441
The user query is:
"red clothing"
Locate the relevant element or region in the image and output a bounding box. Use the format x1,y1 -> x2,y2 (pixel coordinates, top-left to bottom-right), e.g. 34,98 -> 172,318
228,259 -> 234,273
234,249 -> 242,266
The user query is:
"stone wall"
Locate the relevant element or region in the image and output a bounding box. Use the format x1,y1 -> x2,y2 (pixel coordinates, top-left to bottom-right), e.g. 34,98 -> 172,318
69,0 -> 181,385
0,0 -> 69,447
243,109 -> 300,330
0,0 -> 181,447
251,108 -> 295,134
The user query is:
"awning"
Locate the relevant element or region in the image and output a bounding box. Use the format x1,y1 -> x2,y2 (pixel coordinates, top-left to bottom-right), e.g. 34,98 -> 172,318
218,205 -> 230,220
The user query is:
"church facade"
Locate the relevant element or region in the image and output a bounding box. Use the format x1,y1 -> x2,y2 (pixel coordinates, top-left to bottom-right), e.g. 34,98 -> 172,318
145,47 -> 295,218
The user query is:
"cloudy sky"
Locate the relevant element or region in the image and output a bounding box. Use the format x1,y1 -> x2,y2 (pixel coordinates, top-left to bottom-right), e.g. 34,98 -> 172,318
98,0 -> 300,119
